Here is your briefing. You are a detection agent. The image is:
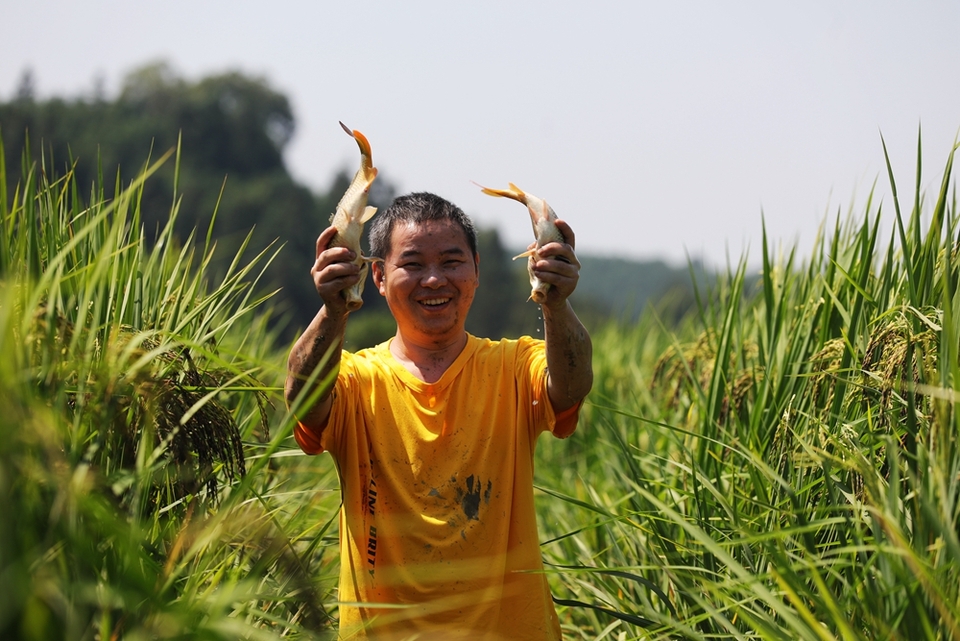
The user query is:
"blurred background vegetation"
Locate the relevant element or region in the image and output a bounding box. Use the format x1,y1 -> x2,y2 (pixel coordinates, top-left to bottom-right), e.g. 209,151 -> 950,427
0,61 -> 706,348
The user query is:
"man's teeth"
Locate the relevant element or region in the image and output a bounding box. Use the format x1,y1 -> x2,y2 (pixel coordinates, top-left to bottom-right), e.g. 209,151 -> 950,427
422,298 -> 449,306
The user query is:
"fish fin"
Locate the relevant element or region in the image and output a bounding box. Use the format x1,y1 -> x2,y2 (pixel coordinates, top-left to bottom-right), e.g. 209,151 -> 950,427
512,249 -> 536,260
360,206 -> 377,223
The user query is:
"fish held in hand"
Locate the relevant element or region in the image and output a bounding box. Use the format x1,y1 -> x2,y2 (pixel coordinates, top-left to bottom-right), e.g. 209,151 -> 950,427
330,121 -> 379,311
475,182 -> 563,304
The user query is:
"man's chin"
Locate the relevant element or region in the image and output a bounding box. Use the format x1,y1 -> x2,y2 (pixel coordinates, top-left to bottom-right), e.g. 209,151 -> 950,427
411,318 -> 463,340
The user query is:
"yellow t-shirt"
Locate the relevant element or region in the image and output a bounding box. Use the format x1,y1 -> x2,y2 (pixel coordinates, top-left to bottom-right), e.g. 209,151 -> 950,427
295,334 -> 578,640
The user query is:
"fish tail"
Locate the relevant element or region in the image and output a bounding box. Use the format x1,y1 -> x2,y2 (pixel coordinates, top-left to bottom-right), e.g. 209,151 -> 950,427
351,129 -> 374,160
507,182 -> 526,196
340,121 -> 375,171
472,180 -> 527,204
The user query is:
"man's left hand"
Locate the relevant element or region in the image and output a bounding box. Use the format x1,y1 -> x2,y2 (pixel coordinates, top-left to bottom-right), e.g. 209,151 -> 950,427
530,219 -> 581,310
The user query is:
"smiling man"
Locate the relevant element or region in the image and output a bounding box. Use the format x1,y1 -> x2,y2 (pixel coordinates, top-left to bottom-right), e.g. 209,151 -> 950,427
285,192 -> 592,640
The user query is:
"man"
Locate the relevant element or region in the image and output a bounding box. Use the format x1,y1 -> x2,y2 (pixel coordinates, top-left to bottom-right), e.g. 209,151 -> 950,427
285,192 -> 592,639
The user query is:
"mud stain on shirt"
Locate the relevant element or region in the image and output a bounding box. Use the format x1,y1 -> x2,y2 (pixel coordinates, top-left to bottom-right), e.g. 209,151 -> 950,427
455,475 -> 493,521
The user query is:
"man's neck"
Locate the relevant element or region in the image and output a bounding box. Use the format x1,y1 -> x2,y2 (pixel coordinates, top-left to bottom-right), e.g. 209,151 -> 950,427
389,331 -> 468,384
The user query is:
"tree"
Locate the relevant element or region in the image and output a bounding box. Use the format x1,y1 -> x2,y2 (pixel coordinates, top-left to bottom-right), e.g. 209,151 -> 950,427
0,62 -> 581,341
0,62 -> 397,337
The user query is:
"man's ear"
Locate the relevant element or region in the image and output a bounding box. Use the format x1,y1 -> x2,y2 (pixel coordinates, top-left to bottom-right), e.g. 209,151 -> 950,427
372,261 -> 386,295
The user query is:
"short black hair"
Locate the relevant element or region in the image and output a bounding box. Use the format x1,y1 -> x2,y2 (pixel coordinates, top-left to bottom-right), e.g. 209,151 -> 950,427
369,192 -> 478,260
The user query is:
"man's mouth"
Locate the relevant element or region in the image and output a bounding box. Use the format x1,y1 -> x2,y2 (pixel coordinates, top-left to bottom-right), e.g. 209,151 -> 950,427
420,297 -> 451,307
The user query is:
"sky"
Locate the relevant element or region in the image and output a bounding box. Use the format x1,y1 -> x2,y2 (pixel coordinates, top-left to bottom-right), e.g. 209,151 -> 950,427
2,1 -> 959,268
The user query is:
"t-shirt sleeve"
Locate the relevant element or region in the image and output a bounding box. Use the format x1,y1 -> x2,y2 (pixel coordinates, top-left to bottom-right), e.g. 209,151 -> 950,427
294,418 -> 327,454
552,399 -> 582,439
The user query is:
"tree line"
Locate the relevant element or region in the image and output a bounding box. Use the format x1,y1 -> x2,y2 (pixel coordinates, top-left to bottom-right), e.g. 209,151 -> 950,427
1,62 -> 542,347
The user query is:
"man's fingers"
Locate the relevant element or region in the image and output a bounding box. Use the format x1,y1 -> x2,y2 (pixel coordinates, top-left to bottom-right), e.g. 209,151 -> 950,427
315,225 -> 340,259
315,246 -> 357,273
315,225 -> 357,272
555,219 -> 576,250
536,240 -> 580,269
313,260 -> 363,310
317,260 -> 361,280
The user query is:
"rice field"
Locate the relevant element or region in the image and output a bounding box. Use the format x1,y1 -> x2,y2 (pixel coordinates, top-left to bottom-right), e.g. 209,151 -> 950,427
1,132 -> 958,639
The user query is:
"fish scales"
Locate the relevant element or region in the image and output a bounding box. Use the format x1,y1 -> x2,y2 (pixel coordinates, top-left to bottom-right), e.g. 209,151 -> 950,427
330,122 -> 379,311
475,182 -> 563,304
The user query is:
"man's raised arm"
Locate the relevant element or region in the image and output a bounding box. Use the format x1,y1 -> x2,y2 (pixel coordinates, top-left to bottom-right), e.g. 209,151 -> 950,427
285,225 -> 363,433
533,219 -> 593,412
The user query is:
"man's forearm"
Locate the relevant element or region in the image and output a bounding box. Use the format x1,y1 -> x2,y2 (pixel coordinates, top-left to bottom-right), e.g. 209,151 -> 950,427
285,306 -> 348,428
542,300 -> 593,411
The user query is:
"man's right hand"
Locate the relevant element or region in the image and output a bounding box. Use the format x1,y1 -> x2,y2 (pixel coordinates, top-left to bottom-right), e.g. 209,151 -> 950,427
312,225 -> 362,315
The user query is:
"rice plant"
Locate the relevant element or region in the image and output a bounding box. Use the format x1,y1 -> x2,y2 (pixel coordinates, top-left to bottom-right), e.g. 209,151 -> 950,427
0,135 -> 342,639
539,134 -> 960,640
5,125 -> 960,639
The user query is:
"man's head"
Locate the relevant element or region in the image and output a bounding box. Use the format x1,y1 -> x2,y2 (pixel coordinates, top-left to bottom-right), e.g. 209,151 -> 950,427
369,192 -> 478,262
369,192 -> 480,348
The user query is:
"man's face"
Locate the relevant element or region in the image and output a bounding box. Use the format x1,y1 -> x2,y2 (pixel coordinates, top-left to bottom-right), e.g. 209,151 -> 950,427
373,218 -> 479,346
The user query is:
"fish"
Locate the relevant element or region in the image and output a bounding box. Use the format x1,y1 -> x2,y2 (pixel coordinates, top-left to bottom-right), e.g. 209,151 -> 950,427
330,121 -> 379,311
475,182 -> 564,304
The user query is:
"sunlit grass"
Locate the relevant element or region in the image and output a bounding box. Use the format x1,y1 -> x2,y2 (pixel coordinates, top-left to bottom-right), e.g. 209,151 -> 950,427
0,135 -> 341,639
3,127 -> 960,639
539,133 -> 960,639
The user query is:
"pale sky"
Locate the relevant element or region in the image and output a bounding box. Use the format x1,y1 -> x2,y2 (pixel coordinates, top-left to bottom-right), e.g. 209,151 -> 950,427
3,1 -> 959,268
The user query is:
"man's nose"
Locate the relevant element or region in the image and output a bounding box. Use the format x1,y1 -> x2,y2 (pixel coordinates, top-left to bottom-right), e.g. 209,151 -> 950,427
421,265 -> 447,288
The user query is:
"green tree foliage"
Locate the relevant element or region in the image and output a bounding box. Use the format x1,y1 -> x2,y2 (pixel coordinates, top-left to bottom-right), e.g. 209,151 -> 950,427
0,63 -> 394,335
1,62 -> 574,343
